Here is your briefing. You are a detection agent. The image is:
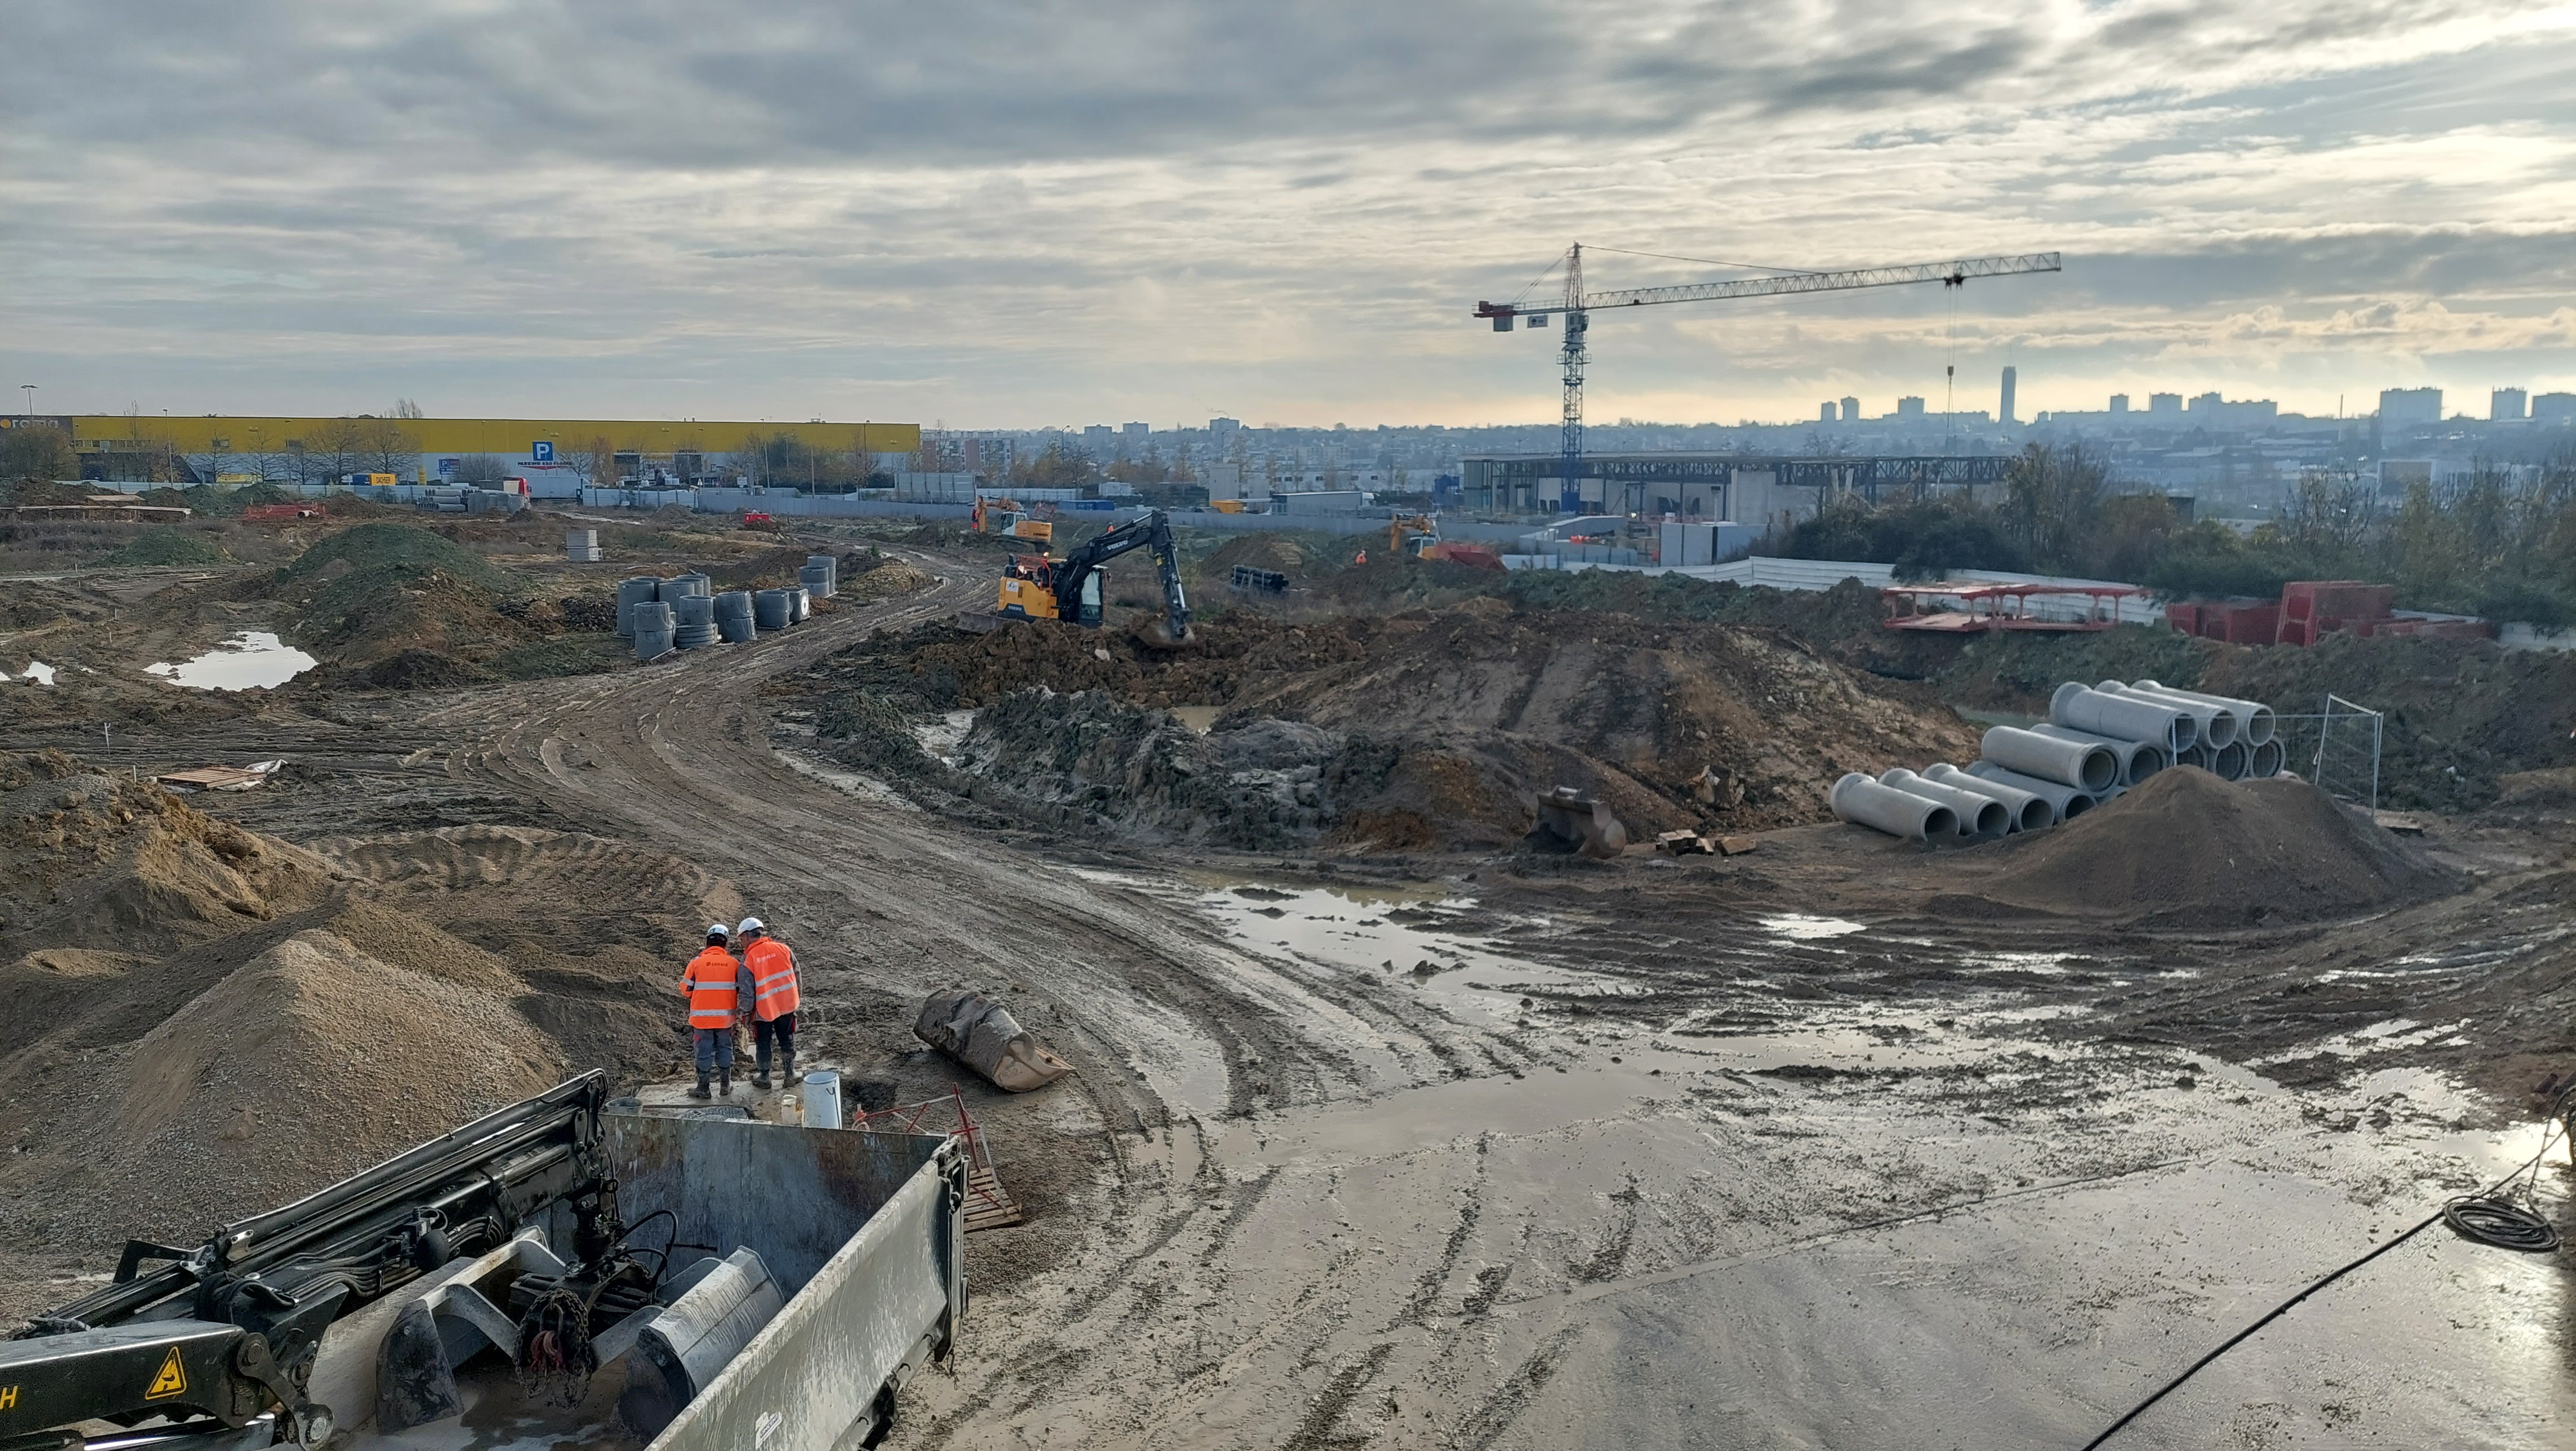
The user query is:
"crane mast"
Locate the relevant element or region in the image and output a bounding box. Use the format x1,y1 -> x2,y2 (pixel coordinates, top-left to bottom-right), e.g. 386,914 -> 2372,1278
1477,249 -> 2061,515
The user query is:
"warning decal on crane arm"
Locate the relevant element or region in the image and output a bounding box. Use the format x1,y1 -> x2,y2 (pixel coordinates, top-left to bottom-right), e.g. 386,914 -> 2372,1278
145,1347 -> 187,1400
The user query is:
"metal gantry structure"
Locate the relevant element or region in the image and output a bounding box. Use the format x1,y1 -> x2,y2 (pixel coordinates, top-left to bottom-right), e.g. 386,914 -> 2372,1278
1475,247 -> 2063,512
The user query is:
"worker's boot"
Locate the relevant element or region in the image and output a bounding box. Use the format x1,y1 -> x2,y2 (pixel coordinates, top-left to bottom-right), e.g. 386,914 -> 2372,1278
752,1071 -> 773,1091
688,1075 -> 711,1101
718,1067 -> 732,1096
779,1048 -> 796,1085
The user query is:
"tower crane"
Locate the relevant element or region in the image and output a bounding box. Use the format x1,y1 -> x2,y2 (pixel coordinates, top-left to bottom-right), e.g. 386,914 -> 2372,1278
1475,247 -> 2062,513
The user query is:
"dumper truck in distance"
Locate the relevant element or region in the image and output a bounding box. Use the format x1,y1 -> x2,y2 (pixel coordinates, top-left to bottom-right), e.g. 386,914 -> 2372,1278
0,1073 -> 967,1451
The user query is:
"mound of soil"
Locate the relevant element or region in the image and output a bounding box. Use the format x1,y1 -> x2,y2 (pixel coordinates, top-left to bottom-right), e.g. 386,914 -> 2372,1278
98,525 -> 227,568
846,559 -> 932,600
793,596 -> 1977,847
366,647 -> 491,689
2200,635 -> 2576,813
0,771 -> 733,1320
1972,767 -> 2455,926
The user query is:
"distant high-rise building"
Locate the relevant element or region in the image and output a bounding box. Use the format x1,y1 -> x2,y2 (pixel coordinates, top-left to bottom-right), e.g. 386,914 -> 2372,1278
1208,417 -> 1241,436
1123,421 -> 1149,442
2535,392 -> 2576,425
1895,396 -> 1925,419
2379,387 -> 2442,427
1999,367 -> 2017,426
2492,388 -> 2529,421
1840,395 -> 1859,423
1819,401 -> 1838,423
1082,424 -> 1114,447
2109,393 -> 2130,415
2148,392 -> 2182,419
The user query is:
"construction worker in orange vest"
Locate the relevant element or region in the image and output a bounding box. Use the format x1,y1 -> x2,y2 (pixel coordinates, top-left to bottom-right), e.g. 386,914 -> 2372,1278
678,922 -> 752,1099
737,916 -> 802,1090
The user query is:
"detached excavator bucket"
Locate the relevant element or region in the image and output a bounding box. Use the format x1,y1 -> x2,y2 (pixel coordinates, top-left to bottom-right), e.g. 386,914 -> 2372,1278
1535,786 -> 1628,858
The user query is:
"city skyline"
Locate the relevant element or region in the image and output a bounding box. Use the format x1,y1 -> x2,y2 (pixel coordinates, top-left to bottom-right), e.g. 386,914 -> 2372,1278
5,1 -> 2574,426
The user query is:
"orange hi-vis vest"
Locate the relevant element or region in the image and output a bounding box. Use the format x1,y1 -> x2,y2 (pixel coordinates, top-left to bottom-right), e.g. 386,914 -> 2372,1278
682,946 -> 742,1028
745,937 -> 800,1020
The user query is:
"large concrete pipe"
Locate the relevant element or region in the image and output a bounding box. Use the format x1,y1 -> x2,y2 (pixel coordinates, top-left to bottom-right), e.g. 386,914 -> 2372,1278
2211,739 -> 2251,780
2133,679 -> 2275,745
2100,681 -> 2236,748
1980,726 -> 2119,793
2050,681 -> 2194,753
1880,768 -> 2009,839
2250,738 -> 2286,777
2032,723 -> 2169,787
1966,760 -> 2096,821
1831,772 -> 1959,844
1924,762 -> 2055,831
2175,743 -> 2213,772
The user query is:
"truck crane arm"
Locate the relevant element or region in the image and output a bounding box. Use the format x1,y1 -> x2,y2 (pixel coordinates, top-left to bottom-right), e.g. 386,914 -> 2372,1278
1050,508 -> 1193,644
0,1074 -> 617,1450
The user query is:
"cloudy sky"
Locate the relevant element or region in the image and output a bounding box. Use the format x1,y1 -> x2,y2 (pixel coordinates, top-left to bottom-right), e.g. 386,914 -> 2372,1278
5,1 -> 2572,428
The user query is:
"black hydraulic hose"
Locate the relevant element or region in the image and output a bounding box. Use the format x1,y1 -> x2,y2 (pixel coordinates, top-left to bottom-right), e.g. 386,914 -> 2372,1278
2081,1094 -> 2572,1448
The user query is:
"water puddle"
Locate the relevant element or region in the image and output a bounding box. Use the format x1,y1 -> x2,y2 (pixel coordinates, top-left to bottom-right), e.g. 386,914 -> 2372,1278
1167,704 -> 1222,733
772,747 -> 919,811
1758,913 -> 1868,941
145,631 -> 315,690
7,662 -> 57,685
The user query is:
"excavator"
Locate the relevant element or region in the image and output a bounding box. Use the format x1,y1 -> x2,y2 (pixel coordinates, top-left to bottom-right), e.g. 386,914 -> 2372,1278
992,507 -> 1193,645
1388,514 -> 1439,558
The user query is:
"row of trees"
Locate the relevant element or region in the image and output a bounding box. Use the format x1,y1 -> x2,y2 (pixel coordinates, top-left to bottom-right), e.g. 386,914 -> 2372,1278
1773,442 -> 2576,625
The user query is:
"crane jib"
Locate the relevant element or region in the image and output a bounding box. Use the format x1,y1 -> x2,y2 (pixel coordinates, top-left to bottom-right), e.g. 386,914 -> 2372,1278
1471,252 -> 2061,320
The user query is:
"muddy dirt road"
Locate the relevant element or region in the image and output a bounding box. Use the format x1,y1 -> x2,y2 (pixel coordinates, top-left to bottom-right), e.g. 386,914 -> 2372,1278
25,549 -> 2572,1448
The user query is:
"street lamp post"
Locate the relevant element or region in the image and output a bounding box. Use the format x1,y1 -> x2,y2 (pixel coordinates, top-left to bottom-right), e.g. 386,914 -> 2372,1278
18,385 -> 33,417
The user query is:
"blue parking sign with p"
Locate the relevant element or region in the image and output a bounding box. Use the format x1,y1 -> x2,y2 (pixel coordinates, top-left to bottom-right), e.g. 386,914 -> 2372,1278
531,441 -> 555,462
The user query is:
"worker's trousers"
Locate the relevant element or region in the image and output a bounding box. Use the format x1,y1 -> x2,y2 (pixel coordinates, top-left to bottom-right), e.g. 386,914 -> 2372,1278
755,1012 -> 797,1078
693,1026 -> 735,1079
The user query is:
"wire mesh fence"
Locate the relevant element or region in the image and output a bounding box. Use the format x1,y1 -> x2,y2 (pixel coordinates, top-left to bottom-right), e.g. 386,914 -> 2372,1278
2271,694 -> 2384,811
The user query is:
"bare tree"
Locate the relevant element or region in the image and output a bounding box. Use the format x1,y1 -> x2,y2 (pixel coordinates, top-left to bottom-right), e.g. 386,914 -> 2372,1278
309,418 -> 368,481
392,398 -> 426,420
353,418 -> 421,479
452,453 -> 509,486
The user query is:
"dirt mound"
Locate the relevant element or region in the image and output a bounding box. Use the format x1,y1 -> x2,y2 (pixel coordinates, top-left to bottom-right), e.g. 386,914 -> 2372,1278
366,647 -> 491,689
1973,768 -> 2456,926
0,794 -> 732,1318
846,559 -> 931,600
0,758 -> 334,956
793,598 -> 1974,846
2199,635 -> 2576,813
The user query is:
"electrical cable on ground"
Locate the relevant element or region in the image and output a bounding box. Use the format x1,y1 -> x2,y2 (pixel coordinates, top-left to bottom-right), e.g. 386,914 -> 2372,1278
2080,1090 -> 2573,1448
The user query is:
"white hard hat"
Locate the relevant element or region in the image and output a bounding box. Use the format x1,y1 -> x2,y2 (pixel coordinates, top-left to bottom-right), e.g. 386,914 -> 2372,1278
736,916 -> 765,937
706,921 -> 730,939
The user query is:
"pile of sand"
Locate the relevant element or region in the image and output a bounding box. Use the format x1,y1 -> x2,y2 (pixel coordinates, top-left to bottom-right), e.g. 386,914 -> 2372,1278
1969,768 -> 2455,926
0,772 -> 733,1318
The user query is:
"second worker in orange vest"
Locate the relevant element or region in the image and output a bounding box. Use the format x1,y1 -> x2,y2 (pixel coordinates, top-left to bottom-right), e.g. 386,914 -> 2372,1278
677,922 -> 753,1099
736,916 -> 802,1090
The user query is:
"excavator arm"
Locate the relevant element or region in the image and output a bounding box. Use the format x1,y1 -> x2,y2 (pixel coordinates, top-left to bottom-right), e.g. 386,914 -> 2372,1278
1048,509 -> 1192,643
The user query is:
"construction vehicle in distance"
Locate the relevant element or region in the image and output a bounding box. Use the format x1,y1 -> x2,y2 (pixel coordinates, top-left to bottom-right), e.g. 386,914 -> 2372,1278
0,1073 -> 967,1451
1388,514 -> 1438,558
992,507 -> 1193,645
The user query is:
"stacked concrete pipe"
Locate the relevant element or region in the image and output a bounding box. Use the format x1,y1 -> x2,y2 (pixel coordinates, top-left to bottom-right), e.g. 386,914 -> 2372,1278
1964,760 -> 2094,822
1924,763 -> 2055,831
2249,738 -> 2286,776
2031,722 -> 2169,786
1981,726 -> 2119,794
631,601 -> 675,661
714,590 -> 758,644
1831,773 -> 1957,844
2051,681 -> 2193,752
1879,768 -> 2009,839
616,577 -> 659,639
2135,679 -> 2275,744
2099,680 -> 2235,748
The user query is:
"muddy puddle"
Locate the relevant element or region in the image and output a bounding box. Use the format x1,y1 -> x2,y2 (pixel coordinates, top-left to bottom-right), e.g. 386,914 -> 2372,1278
5,663 -> 58,685
145,630 -> 316,690
1069,867 -> 2576,1444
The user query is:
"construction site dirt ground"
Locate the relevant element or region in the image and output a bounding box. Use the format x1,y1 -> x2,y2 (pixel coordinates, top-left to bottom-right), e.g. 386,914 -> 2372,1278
6,540 -> 2576,1449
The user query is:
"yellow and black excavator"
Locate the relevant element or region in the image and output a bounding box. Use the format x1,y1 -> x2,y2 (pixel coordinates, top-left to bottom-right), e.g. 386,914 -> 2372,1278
993,507 -> 1193,645
1388,514 -> 1439,558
